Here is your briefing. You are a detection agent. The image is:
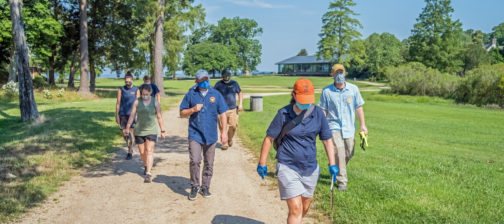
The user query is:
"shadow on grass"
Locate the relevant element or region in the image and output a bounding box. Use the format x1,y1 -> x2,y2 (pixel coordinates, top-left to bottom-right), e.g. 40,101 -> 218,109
0,107 -> 120,221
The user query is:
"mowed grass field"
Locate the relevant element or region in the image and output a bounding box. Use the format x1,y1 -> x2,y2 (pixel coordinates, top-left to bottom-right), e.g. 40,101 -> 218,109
237,92 -> 504,223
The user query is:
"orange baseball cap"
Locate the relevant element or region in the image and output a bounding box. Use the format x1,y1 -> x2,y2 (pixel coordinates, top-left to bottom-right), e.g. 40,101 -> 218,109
293,78 -> 315,104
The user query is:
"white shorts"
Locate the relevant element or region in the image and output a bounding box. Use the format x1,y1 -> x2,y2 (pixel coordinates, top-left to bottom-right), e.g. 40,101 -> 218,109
276,163 -> 320,200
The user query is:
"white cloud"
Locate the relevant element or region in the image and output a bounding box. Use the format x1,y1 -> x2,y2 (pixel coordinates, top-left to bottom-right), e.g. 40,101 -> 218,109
222,0 -> 294,9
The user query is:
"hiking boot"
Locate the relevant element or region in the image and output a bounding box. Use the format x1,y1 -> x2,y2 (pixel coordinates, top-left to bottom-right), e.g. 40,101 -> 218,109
188,186 -> 199,201
228,140 -> 233,147
338,185 -> 347,191
199,187 -> 212,198
144,173 -> 152,183
125,153 -> 133,160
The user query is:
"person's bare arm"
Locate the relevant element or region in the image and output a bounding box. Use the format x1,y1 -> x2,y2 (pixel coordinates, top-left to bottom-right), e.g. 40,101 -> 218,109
115,89 -> 122,124
259,136 -> 274,166
180,104 -> 203,118
322,138 -> 336,166
136,89 -> 140,98
219,112 -> 228,143
238,92 -> 243,111
356,106 -> 368,134
155,93 -> 161,104
155,100 -> 165,139
125,100 -> 138,134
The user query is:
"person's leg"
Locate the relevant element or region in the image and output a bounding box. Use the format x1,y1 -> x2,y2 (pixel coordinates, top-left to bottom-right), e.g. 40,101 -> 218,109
218,114 -> 228,149
188,140 -> 203,187
286,196 -> 303,224
332,131 -> 348,188
136,138 -> 147,165
301,197 -> 313,218
145,139 -> 155,173
128,128 -> 134,154
201,143 -> 216,189
344,138 -> 355,164
227,110 -> 238,146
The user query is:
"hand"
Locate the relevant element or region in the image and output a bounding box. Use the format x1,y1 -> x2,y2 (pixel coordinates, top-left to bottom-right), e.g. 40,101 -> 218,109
328,164 -> 339,182
193,104 -> 203,112
116,115 -> 120,124
361,125 -> 368,135
125,128 -> 130,135
221,133 -> 228,145
161,132 -> 165,140
257,163 -> 267,179
238,105 -> 243,112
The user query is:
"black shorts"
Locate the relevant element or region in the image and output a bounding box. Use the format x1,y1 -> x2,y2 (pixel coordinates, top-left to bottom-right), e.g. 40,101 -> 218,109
119,115 -> 136,129
135,135 -> 157,144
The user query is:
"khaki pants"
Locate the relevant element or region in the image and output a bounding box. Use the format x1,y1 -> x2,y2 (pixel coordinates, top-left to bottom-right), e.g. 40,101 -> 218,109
218,109 -> 239,146
332,131 -> 355,187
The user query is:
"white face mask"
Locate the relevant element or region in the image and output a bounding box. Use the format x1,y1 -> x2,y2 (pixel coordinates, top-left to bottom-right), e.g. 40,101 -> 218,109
141,95 -> 150,100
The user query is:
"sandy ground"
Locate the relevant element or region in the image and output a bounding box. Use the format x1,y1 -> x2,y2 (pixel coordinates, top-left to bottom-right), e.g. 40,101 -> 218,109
17,105 -> 325,224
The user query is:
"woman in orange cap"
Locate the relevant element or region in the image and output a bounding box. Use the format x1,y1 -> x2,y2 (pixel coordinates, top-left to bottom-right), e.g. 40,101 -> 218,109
257,78 -> 339,224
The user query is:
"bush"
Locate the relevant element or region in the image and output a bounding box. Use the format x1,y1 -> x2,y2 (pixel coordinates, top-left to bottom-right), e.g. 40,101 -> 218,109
43,89 -> 53,99
453,64 -> 504,107
1,81 -> 19,98
57,88 -> 65,98
33,75 -> 49,89
385,62 -> 460,98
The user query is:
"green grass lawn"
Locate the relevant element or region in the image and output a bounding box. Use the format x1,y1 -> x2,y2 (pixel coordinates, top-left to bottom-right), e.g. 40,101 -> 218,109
237,92 -> 504,223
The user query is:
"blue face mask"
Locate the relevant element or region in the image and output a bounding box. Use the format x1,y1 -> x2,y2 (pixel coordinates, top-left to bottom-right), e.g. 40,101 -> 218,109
334,73 -> 345,84
197,80 -> 210,89
296,102 -> 311,110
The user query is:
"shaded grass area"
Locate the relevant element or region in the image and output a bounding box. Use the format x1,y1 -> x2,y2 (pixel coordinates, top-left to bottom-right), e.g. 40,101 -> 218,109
0,88 -> 180,222
237,92 -> 504,223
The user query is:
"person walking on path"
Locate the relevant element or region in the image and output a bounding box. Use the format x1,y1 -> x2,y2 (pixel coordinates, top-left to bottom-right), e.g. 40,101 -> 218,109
180,70 -> 229,201
214,68 -> 243,150
143,75 -> 161,104
116,72 -> 140,160
318,64 -> 368,191
125,84 -> 166,183
257,78 -> 339,224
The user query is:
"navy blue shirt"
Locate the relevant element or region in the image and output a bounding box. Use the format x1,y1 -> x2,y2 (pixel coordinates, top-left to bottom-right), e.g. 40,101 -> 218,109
180,87 -> 229,145
214,80 -> 242,110
119,85 -> 138,116
266,104 -> 332,174
147,83 -> 160,97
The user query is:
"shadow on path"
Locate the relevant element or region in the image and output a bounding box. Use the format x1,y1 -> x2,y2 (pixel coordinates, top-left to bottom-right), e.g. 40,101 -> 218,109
152,175 -> 190,197
211,215 -> 265,224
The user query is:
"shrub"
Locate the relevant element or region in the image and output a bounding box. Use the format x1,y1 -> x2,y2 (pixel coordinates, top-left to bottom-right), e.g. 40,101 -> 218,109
1,81 -> 19,98
454,64 -> 504,107
385,62 -> 460,98
33,75 -> 49,89
43,89 -> 53,99
57,88 -> 65,98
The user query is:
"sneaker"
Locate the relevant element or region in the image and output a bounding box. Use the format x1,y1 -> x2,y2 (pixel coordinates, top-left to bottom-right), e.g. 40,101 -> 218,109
221,145 -> 229,150
144,173 -> 152,183
199,187 -> 212,198
143,166 -> 147,175
188,186 -> 199,201
228,140 -> 233,147
125,153 -> 132,160
338,185 -> 347,191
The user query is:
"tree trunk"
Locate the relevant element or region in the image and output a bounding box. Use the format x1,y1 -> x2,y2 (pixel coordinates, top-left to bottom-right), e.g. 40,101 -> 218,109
67,50 -> 78,89
48,49 -> 55,85
78,0 -> 90,94
8,33 -> 17,82
89,56 -> 95,92
244,59 -> 250,76
152,0 -> 165,97
10,0 -> 39,121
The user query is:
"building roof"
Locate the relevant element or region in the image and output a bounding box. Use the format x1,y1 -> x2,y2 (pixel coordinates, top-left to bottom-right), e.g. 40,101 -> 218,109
275,55 -> 330,65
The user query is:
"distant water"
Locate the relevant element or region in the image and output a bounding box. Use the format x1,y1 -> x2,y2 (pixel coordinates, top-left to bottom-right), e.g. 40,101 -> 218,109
50,70 -> 274,79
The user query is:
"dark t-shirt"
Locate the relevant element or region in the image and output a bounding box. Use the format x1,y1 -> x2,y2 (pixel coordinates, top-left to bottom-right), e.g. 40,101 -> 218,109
266,105 -> 332,174
147,83 -> 160,97
214,80 -> 241,110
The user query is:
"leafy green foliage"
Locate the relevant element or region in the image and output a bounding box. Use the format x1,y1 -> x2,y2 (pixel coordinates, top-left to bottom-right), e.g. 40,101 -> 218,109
462,30 -> 491,73
454,64 -> 504,107
316,0 -> 362,63
182,41 -> 237,77
385,62 -> 459,97
297,49 -> 308,56
364,33 -> 404,78
408,0 -> 464,73
491,22 -> 504,46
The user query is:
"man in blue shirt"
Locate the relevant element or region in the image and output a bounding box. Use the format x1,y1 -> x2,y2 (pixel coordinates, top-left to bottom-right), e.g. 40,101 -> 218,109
318,64 -> 368,191
143,75 -> 161,104
214,68 -> 243,150
180,70 -> 228,200
116,71 -> 140,160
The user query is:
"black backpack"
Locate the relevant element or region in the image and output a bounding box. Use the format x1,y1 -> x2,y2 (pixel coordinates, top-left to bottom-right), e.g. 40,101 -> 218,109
273,105 -> 315,151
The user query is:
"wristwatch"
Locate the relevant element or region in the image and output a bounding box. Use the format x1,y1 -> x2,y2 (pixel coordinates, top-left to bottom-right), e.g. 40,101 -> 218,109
161,130 -> 165,133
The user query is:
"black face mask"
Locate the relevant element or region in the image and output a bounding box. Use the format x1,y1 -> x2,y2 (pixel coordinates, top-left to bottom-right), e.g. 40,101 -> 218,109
125,81 -> 132,88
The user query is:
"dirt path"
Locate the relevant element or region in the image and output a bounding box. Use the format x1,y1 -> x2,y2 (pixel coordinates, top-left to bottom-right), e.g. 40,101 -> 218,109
18,107 -> 299,224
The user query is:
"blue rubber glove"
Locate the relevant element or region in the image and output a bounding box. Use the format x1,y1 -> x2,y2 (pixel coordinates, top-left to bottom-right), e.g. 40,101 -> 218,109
328,164 -> 339,183
257,163 -> 267,179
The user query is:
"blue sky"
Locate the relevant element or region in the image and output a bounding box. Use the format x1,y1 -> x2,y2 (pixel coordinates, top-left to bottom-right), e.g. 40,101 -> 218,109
194,0 -> 504,72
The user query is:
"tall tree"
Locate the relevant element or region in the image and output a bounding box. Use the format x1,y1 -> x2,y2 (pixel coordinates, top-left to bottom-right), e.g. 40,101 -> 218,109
78,0 -> 90,94
491,22 -> 504,46
316,0 -> 362,63
152,0 -> 165,97
462,30 -> 490,73
10,0 -> 39,121
364,32 -> 404,76
297,49 -> 308,56
182,41 -> 236,77
408,0 -> 464,73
